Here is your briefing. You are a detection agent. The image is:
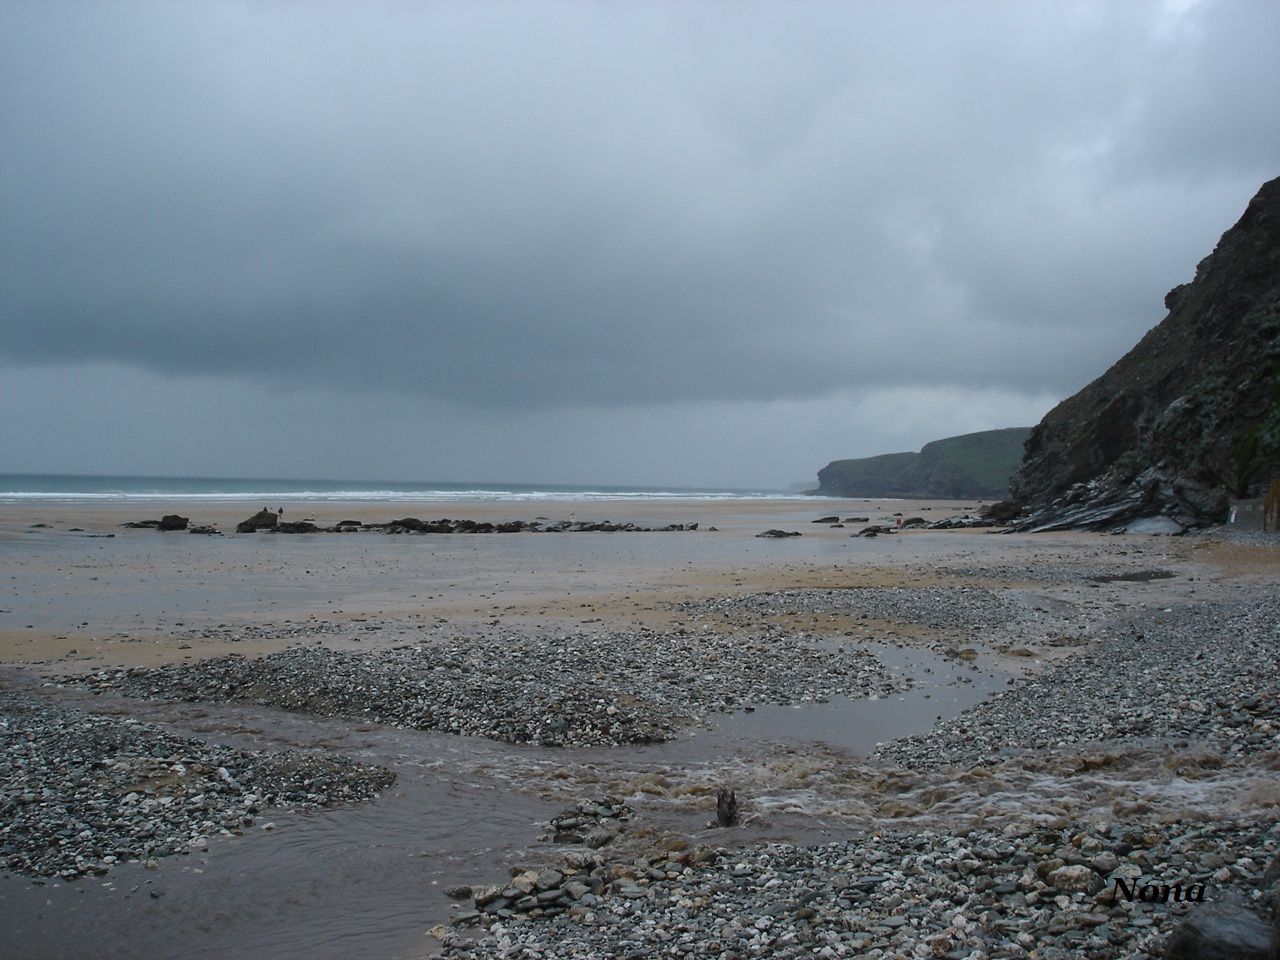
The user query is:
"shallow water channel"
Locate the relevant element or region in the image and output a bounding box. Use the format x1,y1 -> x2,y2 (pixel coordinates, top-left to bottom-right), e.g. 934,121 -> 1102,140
0,647 -> 1001,960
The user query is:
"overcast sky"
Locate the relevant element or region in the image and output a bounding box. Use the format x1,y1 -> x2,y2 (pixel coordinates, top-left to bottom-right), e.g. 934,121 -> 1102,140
2,1 -> 1277,488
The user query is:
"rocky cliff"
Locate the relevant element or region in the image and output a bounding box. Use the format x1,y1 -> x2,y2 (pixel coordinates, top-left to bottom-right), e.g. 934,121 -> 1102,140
812,427 -> 1031,499
996,176 -> 1280,532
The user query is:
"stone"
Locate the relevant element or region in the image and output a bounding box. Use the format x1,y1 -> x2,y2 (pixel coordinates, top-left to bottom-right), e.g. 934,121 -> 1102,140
1162,903 -> 1276,960
1122,516 -> 1185,535
235,509 -> 279,533
536,869 -> 564,891
1047,864 -> 1104,894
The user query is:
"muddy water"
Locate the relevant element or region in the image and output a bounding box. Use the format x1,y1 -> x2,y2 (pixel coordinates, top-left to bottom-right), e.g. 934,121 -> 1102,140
0,689 -> 562,960
0,647 -> 999,960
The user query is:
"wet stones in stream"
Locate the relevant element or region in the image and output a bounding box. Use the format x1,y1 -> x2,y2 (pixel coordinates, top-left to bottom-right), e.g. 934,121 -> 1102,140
546,797 -> 633,848
71,626 -> 900,747
0,692 -> 394,881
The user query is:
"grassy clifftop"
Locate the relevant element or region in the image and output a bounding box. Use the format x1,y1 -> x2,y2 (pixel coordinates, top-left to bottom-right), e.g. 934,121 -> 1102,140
813,427 -> 1031,499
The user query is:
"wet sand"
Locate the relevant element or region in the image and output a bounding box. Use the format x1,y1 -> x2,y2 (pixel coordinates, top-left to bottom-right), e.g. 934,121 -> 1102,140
0,497 -> 1275,959
0,497 -> 1092,670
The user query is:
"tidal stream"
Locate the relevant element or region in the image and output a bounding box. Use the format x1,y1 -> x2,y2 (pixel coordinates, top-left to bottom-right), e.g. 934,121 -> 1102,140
0,647 -> 1000,960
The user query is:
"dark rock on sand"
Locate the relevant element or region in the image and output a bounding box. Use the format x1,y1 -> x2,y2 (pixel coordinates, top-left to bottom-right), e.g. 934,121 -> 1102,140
387,517 -> 427,531
926,514 -> 994,529
235,509 -> 279,533
273,521 -> 319,534
122,516 -> 192,531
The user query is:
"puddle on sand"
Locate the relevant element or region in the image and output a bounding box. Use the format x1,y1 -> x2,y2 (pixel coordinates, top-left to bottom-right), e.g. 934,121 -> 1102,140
0,646 -> 998,960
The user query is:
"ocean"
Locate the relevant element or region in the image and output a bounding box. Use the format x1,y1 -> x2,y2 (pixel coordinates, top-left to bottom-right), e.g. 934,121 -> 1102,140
0,473 -> 818,504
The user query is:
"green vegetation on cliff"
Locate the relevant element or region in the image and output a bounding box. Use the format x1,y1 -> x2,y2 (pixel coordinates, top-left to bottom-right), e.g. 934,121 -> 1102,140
813,427 -> 1031,499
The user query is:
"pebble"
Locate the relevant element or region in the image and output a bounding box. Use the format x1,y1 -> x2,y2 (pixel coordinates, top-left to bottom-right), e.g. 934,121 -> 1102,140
878,596 -> 1280,768
73,626 -> 900,747
443,819 -> 1280,960
0,692 -> 394,880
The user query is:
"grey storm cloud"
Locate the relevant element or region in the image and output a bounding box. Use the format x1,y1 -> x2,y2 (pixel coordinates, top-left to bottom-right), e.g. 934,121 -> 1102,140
3,0 -> 1279,411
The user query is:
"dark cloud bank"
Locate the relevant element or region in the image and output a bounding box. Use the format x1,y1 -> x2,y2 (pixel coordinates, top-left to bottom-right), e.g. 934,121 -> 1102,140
2,1 -> 1277,485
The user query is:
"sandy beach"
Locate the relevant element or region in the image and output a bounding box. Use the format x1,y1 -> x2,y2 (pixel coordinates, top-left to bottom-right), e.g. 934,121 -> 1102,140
1,497 -> 1278,959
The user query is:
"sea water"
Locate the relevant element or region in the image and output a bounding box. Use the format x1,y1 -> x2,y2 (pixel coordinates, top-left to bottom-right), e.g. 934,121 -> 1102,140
0,473 -> 821,504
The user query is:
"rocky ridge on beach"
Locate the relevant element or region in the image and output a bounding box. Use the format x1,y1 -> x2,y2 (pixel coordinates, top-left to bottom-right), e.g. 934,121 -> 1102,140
72,627 -> 900,747
121,512 -> 704,536
0,692 -> 394,881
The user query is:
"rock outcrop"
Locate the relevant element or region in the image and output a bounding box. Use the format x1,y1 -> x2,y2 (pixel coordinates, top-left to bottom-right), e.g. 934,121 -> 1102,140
997,176 -> 1280,532
812,428 -> 1031,499
235,509 -> 279,533
210,515 -> 702,536
121,516 -> 189,530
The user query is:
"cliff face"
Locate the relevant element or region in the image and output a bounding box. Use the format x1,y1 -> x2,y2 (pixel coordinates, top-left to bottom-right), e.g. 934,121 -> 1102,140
813,427 -> 1031,499
1000,176 -> 1280,532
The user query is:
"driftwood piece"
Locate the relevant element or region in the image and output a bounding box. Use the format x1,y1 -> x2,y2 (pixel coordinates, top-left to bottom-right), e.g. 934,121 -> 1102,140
715,787 -> 738,827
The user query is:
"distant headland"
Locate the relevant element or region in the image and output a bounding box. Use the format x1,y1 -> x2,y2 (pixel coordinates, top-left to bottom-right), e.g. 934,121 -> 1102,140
808,427 -> 1031,499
